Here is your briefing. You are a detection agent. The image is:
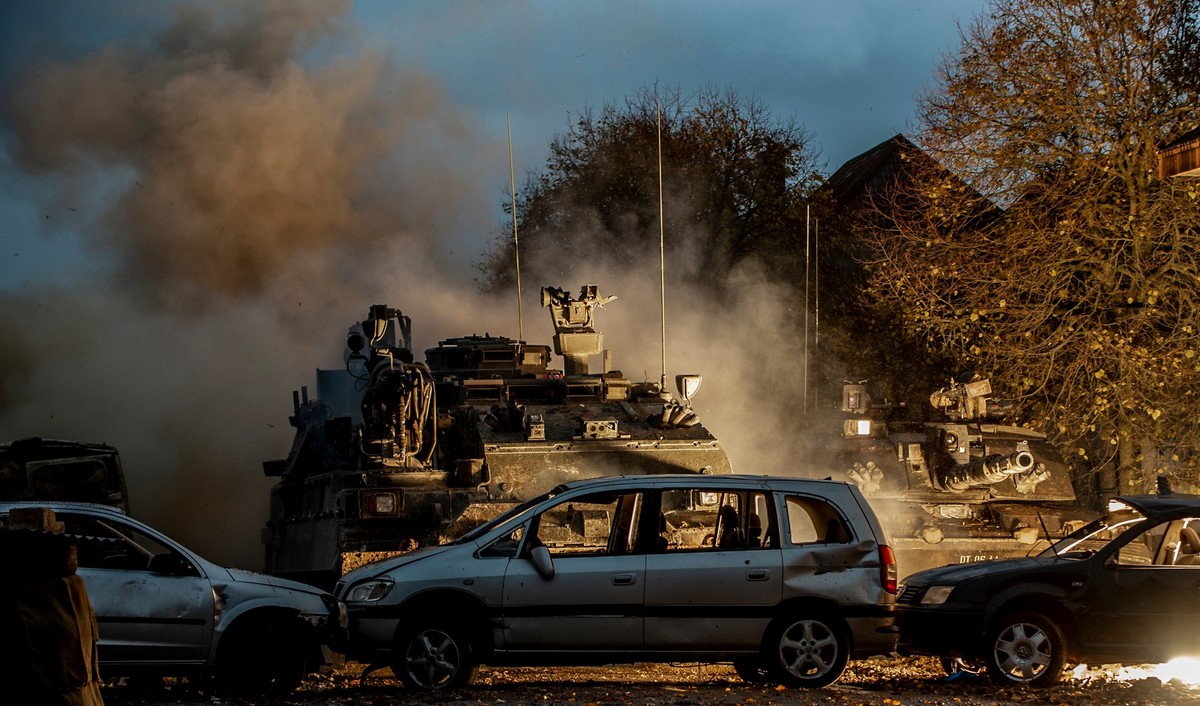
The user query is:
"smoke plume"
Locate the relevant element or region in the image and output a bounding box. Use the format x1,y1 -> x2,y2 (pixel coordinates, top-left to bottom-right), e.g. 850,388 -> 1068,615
0,1 -> 821,569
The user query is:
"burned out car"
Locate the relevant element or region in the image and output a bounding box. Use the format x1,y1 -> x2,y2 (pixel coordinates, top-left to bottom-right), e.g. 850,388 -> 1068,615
335,474 -> 898,690
0,501 -> 343,692
897,492 -> 1200,686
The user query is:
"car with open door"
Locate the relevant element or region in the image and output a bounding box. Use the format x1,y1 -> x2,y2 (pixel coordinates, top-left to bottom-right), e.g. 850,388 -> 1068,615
897,491 -> 1200,686
335,474 -> 898,690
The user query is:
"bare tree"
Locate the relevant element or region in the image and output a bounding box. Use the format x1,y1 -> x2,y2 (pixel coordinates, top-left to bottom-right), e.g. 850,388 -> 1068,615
862,0 -> 1200,495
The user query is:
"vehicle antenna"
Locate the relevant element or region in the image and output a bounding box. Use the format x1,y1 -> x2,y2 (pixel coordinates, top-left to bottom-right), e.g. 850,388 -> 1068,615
814,216 -> 820,361
1036,511 -> 1059,558
657,102 -> 667,391
508,113 -> 524,342
803,205 -> 810,413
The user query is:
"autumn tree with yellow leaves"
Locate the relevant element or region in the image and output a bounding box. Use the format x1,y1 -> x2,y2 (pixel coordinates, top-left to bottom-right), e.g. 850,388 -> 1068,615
862,0 -> 1200,496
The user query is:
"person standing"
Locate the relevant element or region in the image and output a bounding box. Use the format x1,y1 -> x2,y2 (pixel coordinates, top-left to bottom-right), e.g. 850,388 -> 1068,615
0,506 -> 105,705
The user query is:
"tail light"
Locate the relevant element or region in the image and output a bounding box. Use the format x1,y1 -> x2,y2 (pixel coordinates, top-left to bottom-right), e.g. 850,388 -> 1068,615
361,490 -> 398,516
880,544 -> 898,594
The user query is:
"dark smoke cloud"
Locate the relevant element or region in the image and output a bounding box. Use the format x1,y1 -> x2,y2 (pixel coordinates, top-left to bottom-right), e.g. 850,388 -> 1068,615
0,0 -> 825,569
0,0 -> 504,567
3,0 -> 485,310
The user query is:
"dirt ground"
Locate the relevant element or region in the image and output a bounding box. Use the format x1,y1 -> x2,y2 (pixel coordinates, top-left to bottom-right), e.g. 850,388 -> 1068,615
99,657 -> 1200,706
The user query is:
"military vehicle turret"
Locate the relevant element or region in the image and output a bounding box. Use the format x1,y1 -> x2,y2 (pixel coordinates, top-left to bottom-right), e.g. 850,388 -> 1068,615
823,377 -> 1090,577
262,285 -> 732,587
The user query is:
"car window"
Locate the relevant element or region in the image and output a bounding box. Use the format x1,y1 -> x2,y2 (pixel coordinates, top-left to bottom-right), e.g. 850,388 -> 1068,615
1171,519 -> 1200,566
1115,518 -> 1200,567
530,491 -> 643,556
59,513 -> 195,575
658,489 -> 773,551
479,525 -> 524,558
784,495 -> 851,545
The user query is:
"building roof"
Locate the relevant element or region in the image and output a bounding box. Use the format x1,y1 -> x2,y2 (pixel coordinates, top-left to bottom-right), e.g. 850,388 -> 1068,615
824,134 -> 919,207
1159,126 -> 1200,178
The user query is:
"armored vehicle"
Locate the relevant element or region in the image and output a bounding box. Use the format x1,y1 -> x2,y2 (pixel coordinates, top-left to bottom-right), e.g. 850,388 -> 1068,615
0,437 -> 130,512
822,377 -> 1089,577
263,285 -> 732,587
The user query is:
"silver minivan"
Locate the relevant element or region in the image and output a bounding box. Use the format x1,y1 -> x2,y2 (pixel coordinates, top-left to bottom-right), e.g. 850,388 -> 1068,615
336,474 -> 898,689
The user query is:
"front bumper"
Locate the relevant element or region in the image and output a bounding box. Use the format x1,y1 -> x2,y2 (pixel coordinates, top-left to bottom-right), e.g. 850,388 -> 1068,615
847,613 -> 900,658
897,606 -> 987,657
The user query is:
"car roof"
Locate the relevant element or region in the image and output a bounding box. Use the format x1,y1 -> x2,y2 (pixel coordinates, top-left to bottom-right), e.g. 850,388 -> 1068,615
1114,493 -> 1200,519
553,473 -> 849,493
0,500 -> 128,517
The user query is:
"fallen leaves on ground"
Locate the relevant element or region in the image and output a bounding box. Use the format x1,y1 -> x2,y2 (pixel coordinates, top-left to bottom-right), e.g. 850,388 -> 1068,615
99,657 -> 1200,706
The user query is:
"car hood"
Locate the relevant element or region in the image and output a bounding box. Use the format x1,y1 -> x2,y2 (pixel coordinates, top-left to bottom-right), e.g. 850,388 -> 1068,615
223,566 -> 328,596
905,555 -> 1061,585
339,543 -> 461,583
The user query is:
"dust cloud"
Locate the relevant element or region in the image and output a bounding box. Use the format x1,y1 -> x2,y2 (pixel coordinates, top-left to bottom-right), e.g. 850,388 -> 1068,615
0,1 -> 824,570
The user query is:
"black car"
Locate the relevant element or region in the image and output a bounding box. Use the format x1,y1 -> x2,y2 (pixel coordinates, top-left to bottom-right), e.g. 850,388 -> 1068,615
897,492 -> 1200,686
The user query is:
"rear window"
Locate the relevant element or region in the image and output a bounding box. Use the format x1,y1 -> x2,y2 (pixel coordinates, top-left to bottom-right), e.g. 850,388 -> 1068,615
784,495 -> 852,545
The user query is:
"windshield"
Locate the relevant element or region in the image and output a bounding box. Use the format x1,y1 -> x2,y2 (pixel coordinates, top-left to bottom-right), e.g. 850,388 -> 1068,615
1039,508 -> 1146,558
452,488 -> 558,544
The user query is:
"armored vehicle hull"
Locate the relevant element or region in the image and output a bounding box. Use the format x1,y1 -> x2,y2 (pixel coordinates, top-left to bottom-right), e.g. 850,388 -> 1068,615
0,437 -> 130,513
263,287 -> 731,588
823,379 -> 1091,578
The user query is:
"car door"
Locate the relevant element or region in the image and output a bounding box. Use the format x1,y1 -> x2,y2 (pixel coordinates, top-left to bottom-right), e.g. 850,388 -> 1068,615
499,490 -> 646,651
1083,517 -> 1200,660
643,488 -> 782,650
62,512 -> 216,665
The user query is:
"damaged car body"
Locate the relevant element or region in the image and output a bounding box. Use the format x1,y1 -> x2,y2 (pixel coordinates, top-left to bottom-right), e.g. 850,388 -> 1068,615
336,474 -> 898,690
0,501 -> 344,693
897,491 -> 1200,686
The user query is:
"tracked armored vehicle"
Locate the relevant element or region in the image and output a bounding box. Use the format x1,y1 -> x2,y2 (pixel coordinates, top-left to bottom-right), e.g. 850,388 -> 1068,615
824,377 -> 1090,578
263,285 -> 732,587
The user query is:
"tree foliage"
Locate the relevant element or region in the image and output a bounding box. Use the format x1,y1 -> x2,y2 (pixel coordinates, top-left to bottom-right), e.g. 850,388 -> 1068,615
862,0 -> 1200,493
476,86 -> 823,292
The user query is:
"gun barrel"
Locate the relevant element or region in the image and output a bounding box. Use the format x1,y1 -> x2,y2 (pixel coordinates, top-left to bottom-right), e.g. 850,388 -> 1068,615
937,445 -> 1035,493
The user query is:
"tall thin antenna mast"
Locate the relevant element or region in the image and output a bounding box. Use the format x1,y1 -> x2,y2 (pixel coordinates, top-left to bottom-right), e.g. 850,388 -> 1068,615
814,217 -> 820,357
508,113 -> 524,341
803,204 -> 810,414
657,104 -> 667,391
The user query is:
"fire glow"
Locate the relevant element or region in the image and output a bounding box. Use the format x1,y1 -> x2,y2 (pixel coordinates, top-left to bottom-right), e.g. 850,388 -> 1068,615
1072,658 -> 1200,687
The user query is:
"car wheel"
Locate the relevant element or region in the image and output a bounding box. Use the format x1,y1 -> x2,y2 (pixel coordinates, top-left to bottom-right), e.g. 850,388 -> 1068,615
985,611 -> 1067,687
733,657 -> 772,684
766,614 -> 849,688
216,616 -> 308,694
392,622 -> 479,690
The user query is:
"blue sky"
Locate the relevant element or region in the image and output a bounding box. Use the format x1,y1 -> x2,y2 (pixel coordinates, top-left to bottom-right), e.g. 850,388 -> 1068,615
0,0 -> 985,566
1,0 -> 982,292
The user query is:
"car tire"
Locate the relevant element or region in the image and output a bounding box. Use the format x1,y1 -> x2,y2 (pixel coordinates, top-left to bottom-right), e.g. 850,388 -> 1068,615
392,622 -> 479,690
764,613 -> 849,688
216,615 -> 308,694
733,657 -> 773,684
985,611 -> 1067,687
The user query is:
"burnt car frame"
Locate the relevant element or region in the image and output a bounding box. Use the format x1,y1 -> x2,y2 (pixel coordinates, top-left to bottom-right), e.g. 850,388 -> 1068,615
335,474 -> 899,691
897,492 -> 1200,686
0,501 -> 343,692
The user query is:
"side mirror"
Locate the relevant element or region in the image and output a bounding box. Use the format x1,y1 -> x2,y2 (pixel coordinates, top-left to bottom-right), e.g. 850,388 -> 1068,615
529,545 -> 555,580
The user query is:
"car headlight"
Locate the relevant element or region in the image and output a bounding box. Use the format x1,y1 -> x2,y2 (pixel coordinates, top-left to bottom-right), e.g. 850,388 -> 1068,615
346,578 -> 394,602
920,585 -> 956,605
